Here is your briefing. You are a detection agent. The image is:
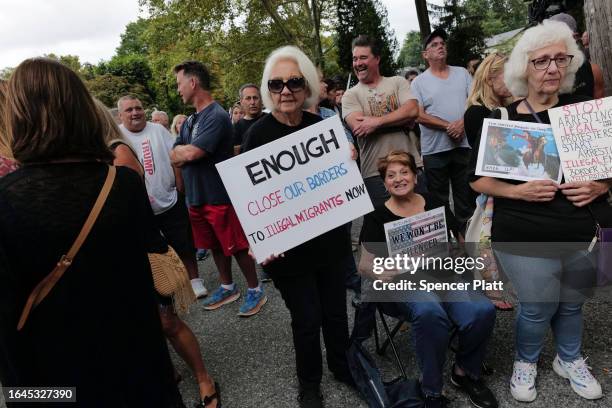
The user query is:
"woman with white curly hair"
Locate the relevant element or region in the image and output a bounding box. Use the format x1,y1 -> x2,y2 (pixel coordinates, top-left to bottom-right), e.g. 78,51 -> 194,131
468,19 -> 612,402
242,45 -> 354,407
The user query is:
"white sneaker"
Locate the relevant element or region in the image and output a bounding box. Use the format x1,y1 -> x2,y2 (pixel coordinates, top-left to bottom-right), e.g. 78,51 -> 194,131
553,355 -> 602,400
510,360 -> 537,402
191,278 -> 208,299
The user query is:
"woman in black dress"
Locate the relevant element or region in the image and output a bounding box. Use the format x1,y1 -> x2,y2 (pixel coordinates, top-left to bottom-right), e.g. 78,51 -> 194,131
0,58 -> 183,407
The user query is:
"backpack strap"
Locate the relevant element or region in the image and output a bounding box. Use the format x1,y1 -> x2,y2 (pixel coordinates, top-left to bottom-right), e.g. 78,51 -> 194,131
17,165 -> 116,330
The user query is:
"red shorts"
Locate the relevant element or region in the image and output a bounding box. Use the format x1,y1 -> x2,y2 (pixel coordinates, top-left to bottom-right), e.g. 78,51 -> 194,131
188,204 -> 249,256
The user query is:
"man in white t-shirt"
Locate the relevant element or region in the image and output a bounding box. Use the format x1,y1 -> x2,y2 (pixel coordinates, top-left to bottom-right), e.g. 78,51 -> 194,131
118,95 -> 207,298
342,35 -> 421,207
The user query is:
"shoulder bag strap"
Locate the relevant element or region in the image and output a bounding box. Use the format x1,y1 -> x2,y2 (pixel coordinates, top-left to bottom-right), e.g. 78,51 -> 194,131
17,165 -> 117,330
522,99 -> 544,124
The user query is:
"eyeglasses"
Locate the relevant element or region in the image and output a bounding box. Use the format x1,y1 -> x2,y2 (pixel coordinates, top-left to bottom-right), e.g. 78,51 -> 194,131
267,77 -> 306,93
426,40 -> 446,50
530,55 -> 574,70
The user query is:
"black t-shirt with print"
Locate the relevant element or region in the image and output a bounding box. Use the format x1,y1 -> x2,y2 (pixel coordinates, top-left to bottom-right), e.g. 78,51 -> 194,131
468,93 -> 612,243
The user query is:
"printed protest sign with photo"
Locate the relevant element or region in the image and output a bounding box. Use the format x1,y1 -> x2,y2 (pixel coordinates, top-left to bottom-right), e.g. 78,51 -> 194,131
548,96 -> 612,182
383,206 -> 448,261
476,119 -> 563,183
216,115 -> 373,263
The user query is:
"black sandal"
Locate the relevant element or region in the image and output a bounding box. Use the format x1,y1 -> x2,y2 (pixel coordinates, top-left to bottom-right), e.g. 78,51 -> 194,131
196,382 -> 220,408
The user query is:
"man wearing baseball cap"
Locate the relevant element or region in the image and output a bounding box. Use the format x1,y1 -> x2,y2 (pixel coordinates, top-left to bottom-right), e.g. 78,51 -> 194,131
410,28 -> 475,229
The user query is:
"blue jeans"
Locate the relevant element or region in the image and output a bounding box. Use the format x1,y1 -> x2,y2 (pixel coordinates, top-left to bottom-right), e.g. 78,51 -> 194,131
381,289 -> 495,397
494,250 -> 592,363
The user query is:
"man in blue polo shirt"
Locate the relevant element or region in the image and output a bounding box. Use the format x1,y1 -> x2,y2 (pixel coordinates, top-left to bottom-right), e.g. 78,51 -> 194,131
171,60 -> 265,317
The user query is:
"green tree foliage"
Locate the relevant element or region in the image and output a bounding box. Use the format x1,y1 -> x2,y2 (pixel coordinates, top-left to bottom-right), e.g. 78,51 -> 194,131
44,53 -> 82,73
397,31 -> 423,68
85,74 -> 153,108
132,0 -> 339,113
463,0 -> 528,37
336,0 -> 398,76
116,18 -> 150,57
97,55 -> 153,87
94,54 -> 156,109
435,0 -> 486,66
0,67 -> 14,80
1,1 -> 397,116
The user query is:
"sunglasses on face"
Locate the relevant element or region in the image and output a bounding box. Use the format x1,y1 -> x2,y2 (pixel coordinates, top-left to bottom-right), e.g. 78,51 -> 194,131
267,77 -> 306,93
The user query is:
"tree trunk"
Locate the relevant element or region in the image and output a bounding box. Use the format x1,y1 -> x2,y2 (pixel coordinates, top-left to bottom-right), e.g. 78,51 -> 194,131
310,0 -> 324,69
584,0 -> 612,96
415,0 -> 431,41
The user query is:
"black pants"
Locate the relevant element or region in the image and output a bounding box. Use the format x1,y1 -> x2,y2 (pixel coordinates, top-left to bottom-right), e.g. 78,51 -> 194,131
272,260 -> 351,389
154,197 -> 195,259
423,148 -> 474,227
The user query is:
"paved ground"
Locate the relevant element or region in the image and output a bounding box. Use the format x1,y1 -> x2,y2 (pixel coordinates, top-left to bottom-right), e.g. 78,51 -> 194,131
170,266 -> 612,408
2,221 -> 612,408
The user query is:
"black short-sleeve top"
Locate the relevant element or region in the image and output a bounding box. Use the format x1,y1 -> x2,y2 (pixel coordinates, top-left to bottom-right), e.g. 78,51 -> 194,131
468,94 -> 612,242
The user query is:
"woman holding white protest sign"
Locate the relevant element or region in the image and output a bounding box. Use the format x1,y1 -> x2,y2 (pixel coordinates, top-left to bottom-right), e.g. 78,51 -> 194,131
468,20 -> 612,402
359,150 -> 498,408
241,45 -> 354,407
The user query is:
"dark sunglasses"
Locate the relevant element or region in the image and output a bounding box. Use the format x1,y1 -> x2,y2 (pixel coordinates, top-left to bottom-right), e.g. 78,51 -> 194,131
267,77 -> 306,93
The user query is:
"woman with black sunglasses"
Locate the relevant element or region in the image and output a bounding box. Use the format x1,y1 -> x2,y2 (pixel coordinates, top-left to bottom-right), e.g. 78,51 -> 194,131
242,46 -> 354,408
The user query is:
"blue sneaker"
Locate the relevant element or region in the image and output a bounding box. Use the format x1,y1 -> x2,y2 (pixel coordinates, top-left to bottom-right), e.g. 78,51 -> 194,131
238,288 -> 267,317
201,285 -> 240,310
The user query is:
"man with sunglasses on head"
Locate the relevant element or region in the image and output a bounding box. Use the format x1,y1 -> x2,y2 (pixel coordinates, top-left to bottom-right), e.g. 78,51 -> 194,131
410,28 -> 474,230
171,61 -> 265,317
342,35 -> 421,207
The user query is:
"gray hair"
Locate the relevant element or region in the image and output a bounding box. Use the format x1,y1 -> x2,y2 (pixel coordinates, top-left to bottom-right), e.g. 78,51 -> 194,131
117,95 -> 140,111
504,20 -> 584,97
151,110 -> 169,120
260,46 -> 319,111
239,83 -> 260,99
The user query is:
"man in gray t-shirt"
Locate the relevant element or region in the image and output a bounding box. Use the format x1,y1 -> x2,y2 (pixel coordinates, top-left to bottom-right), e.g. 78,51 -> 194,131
410,29 -> 474,226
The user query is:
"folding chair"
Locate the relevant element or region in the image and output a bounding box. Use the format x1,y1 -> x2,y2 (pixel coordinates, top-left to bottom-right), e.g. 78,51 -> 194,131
372,304 -> 408,380
372,303 -> 493,377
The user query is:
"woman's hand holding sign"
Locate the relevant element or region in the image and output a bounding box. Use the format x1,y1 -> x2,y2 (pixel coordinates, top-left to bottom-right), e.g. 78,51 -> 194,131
559,180 -> 611,207
512,180 -> 558,202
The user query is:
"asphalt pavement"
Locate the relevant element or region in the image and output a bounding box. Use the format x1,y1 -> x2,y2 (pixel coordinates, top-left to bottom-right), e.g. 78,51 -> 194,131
2,220 -> 611,408
169,219 -> 612,408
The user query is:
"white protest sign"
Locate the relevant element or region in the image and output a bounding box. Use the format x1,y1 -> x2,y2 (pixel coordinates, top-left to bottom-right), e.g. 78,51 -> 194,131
548,97 -> 612,182
383,206 -> 448,259
476,119 -> 563,183
216,115 -> 373,263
